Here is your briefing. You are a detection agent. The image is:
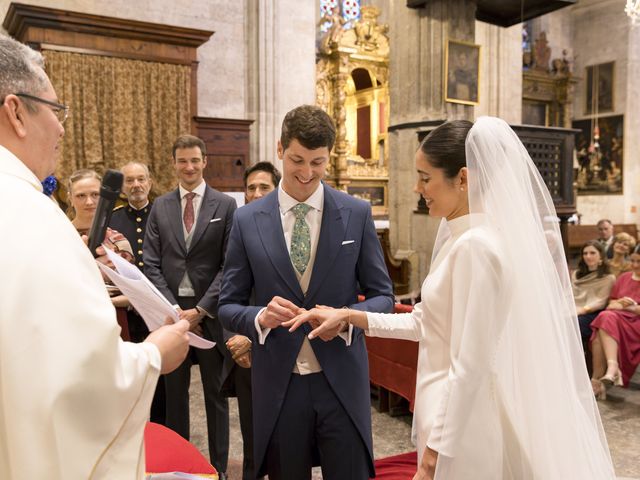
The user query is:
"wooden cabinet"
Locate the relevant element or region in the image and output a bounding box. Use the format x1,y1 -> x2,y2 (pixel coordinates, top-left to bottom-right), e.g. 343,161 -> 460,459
194,117 -> 253,192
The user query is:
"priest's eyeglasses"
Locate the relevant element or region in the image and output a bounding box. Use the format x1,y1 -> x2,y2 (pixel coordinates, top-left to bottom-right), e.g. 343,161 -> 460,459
0,92 -> 70,124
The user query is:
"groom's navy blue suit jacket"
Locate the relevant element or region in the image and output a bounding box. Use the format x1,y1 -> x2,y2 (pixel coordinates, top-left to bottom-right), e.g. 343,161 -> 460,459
218,183 -> 394,476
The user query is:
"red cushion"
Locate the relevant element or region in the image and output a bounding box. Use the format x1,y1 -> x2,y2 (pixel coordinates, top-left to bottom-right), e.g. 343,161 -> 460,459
144,422 -> 217,475
373,451 -> 418,479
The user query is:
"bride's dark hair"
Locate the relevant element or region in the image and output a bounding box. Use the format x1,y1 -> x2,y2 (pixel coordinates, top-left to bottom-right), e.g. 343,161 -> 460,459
419,120 -> 473,179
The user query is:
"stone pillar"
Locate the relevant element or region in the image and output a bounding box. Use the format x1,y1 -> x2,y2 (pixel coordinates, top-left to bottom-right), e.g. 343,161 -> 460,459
475,21 -> 522,124
246,0 -> 316,169
374,0 -> 477,290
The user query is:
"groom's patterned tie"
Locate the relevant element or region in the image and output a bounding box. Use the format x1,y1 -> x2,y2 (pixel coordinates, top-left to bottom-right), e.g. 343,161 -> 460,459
290,203 -> 312,275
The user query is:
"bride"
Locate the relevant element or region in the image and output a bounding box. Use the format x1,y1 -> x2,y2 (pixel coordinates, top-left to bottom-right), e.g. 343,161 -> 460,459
285,117 -> 616,479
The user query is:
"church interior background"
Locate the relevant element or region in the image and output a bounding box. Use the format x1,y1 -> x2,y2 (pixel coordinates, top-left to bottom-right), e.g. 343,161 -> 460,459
1,0 -> 639,478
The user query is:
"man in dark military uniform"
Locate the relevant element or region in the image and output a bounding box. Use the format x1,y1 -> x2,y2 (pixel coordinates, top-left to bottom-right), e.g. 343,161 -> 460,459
109,161 -> 166,424
111,162 -> 152,271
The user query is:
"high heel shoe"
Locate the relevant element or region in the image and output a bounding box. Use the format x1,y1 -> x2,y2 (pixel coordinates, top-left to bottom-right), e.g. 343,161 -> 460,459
599,360 -> 623,388
591,378 -> 607,401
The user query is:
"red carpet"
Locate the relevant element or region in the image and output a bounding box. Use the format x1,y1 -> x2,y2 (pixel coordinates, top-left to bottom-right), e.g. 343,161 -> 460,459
373,451 -> 417,479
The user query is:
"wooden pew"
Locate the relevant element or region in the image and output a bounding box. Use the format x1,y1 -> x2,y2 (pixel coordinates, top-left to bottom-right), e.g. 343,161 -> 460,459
567,223 -> 638,258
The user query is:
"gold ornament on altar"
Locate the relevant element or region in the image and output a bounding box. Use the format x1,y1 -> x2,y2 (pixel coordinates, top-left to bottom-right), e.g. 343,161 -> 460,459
316,5 -> 390,216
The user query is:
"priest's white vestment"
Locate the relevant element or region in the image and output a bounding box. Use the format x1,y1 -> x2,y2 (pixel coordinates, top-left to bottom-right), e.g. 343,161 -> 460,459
0,145 -> 161,479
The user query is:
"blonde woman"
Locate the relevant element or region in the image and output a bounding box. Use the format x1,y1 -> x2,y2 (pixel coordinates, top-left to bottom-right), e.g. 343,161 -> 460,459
608,232 -> 637,277
68,169 -> 133,312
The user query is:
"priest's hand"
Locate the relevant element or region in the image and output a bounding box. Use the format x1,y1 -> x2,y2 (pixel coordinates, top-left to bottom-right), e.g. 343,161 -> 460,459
177,308 -> 205,336
258,296 -> 302,329
145,318 -> 190,374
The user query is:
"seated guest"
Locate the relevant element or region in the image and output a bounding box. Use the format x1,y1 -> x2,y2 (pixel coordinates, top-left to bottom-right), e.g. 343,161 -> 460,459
590,250 -> 640,400
68,168 -> 133,309
572,241 -> 615,344
608,232 -> 637,277
596,219 -> 615,258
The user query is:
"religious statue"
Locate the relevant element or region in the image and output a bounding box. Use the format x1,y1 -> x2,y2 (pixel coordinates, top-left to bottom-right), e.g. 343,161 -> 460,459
354,6 -> 389,52
533,31 -> 551,72
318,6 -> 345,55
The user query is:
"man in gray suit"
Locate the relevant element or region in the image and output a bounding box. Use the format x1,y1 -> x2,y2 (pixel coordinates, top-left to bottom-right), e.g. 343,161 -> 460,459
144,135 -> 236,478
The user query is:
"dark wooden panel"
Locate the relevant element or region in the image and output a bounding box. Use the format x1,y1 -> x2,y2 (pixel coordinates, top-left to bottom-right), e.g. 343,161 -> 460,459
406,0 -> 576,27
195,117 -> 254,192
4,3 -> 213,48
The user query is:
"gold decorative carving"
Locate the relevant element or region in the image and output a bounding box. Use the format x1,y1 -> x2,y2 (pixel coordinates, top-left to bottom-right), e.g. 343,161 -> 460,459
316,6 -> 390,216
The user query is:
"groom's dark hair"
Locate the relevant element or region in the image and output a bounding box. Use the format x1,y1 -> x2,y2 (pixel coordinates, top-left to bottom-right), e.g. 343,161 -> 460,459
280,105 -> 336,151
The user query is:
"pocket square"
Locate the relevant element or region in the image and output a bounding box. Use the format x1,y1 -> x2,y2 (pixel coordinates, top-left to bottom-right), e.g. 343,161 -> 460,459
209,218 -> 222,223
342,240 -> 355,245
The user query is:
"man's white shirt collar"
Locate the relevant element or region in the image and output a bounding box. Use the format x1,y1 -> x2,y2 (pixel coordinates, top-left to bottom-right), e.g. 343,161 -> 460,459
179,180 -> 206,199
278,182 -> 324,214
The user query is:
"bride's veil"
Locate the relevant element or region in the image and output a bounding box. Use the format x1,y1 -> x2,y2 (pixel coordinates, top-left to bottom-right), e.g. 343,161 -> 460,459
432,117 -> 615,479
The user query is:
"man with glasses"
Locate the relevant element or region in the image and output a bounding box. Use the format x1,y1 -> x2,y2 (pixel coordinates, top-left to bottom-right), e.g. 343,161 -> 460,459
0,34 -> 190,479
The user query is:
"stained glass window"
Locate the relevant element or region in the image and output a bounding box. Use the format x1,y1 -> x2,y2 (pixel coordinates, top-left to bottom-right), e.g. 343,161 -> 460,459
319,0 -> 361,32
341,0 -> 361,28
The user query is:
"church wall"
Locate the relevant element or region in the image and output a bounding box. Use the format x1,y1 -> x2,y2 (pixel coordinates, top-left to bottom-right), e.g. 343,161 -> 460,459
569,0 -> 637,225
246,0 -> 316,169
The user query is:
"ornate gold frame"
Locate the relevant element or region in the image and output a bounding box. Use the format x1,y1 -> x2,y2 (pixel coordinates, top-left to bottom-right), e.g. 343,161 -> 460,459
444,38 -> 481,106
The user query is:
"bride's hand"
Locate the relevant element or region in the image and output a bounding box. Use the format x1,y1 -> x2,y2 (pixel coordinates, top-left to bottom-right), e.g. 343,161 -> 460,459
412,465 -> 430,480
412,447 -> 438,480
283,306 -> 348,341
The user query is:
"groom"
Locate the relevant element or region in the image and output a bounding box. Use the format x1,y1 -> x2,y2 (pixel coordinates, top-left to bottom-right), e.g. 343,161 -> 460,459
218,105 -> 394,479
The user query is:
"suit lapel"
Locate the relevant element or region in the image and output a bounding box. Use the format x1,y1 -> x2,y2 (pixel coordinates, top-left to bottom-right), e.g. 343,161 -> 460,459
167,189 -> 187,253
189,186 -> 219,251
255,193 -> 305,303
305,185 -> 348,305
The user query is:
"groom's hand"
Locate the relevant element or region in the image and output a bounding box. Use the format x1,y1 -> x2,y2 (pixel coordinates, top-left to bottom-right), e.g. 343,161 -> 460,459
258,296 -> 302,329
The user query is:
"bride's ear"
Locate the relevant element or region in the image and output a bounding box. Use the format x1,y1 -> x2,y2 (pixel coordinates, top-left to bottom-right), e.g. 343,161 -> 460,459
458,167 -> 468,189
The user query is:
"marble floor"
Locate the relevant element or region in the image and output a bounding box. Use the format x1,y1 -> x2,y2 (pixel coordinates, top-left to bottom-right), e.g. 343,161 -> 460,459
187,367 -> 640,479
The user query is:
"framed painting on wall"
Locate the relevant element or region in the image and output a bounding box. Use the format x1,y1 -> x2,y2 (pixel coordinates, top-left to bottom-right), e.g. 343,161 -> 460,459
572,114 -> 623,195
347,183 -> 387,216
585,62 -> 614,115
445,39 -> 481,105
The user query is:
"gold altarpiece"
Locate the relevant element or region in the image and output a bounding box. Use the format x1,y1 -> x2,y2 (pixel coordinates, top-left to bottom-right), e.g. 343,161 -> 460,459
316,6 -> 390,216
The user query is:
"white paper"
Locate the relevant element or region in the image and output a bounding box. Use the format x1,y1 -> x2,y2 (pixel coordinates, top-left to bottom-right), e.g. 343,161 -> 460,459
98,247 -> 215,349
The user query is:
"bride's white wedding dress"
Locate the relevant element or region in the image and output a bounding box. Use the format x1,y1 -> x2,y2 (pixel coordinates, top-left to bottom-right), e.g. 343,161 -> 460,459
365,117 -> 616,479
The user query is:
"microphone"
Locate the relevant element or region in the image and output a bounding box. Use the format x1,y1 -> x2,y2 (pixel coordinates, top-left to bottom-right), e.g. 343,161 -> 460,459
88,169 -> 124,257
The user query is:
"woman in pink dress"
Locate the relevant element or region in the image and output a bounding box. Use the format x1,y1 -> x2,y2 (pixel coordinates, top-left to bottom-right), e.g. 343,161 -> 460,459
590,250 -> 640,399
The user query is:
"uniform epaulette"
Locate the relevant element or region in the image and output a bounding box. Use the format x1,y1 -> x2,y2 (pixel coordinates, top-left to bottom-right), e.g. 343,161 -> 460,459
113,204 -> 125,211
